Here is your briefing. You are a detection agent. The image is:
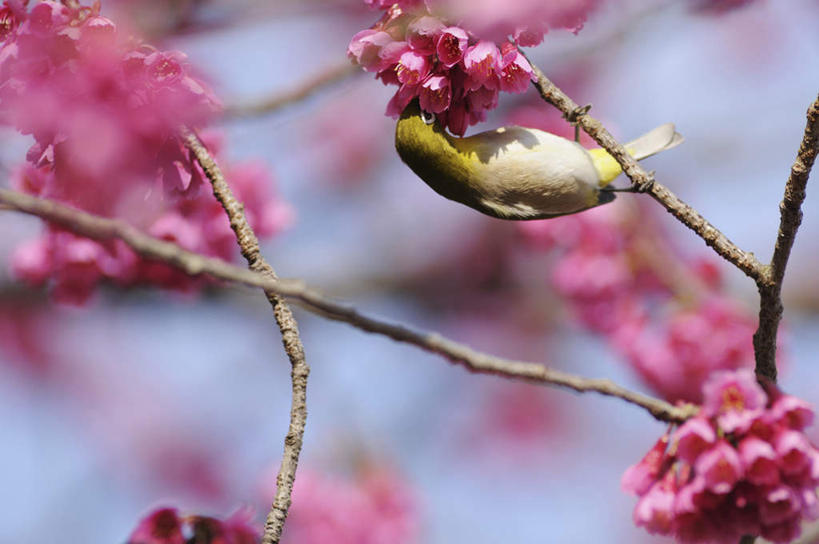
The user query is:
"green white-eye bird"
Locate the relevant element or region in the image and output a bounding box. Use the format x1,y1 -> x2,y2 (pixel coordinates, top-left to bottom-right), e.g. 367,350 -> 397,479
395,100 -> 683,220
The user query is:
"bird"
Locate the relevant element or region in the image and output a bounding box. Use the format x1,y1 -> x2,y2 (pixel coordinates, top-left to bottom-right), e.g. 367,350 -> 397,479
395,99 -> 683,220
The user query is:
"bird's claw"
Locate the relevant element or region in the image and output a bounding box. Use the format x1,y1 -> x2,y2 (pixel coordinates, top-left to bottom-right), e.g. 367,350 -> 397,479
565,104 -> 591,124
601,172 -> 656,194
635,171 -> 656,193
565,104 -> 591,143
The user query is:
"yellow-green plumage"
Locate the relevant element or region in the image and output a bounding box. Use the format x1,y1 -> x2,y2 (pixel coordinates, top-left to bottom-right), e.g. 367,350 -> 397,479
395,100 -> 683,220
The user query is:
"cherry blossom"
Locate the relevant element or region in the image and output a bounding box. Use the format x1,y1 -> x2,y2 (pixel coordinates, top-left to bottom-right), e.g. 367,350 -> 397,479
624,370 -> 819,543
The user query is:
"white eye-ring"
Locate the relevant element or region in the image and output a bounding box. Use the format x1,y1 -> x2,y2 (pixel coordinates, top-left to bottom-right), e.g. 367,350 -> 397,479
421,110 -> 436,125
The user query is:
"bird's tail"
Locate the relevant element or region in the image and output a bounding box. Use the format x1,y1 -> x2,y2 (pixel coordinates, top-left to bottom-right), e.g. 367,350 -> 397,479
590,123 -> 684,186
626,123 -> 684,161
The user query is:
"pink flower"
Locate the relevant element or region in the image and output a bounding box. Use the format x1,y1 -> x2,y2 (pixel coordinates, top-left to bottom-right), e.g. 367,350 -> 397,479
702,369 -> 766,433
347,29 -> 394,71
0,3 -> 21,42
435,26 -> 467,67
395,49 -> 430,85
695,440 -> 743,494
738,436 -> 779,486
419,74 -> 451,113
407,16 -> 444,53
385,82 -> 418,117
127,508 -> 185,544
748,411 -> 777,441
759,485 -> 800,525
672,416 -> 716,464
771,395 -> 814,430
673,476 -> 722,515
633,479 -> 675,534
498,45 -> 534,93
773,430 -> 812,477
622,432 -> 670,496
463,40 -> 499,90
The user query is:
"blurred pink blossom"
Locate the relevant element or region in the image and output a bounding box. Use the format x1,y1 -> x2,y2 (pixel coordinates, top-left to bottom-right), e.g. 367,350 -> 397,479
520,202 -> 759,403
10,145 -> 291,303
1,2 -> 291,303
279,467 -> 418,544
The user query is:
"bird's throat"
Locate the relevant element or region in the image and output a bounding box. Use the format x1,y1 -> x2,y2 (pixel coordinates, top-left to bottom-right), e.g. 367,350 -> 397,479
394,113 -> 479,209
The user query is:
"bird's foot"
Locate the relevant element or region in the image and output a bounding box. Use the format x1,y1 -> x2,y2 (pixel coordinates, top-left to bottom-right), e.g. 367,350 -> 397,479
565,104 -> 591,143
602,172 -> 656,194
635,171 -> 656,193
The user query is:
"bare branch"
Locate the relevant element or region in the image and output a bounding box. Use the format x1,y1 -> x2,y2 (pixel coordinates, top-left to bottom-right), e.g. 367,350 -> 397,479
753,94 -> 819,382
524,55 -> 767,285
224,62 -> 359,118
182,130 -> 309,544
0,187 -> 696,424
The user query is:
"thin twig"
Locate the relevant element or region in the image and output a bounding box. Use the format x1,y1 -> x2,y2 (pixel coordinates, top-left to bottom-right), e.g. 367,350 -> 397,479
225,62 -> 359,118
182,130 -> 309,544
0,187 -> 696,424
523,55 -> 767,285
752,94 -> 819,382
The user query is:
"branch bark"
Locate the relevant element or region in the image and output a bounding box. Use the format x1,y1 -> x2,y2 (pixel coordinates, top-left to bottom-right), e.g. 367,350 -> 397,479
524,56 -> 767,285
752,94 -> 819,382
0,187 -> 696,424
182,130 -> 309,544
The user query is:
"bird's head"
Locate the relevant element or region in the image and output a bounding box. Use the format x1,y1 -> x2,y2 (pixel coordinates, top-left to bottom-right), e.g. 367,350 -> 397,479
395,99 -> 449,149
395,99 -> 459,168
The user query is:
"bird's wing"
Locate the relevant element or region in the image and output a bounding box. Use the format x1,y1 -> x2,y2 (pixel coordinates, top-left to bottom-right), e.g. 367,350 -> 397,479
454,126 -> 603,218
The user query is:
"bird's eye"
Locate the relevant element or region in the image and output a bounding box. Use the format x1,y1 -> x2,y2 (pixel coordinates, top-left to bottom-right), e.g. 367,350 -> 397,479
421,110 -> 436,125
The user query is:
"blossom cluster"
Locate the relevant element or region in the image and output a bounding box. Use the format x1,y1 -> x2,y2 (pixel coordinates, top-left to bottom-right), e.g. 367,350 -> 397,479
348,1 -> 601,134
623,370 -> 819,543
519,203 -> 756,403
128,507 -> 258,544
1,1 -> 291,303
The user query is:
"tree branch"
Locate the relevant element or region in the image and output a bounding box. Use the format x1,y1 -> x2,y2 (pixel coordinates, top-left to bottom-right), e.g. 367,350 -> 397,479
224,62 -> 359,118
524,56 -> 767,285
752,94 -> 819,382
0,188 -> 696,424
181,130 -> 309,544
